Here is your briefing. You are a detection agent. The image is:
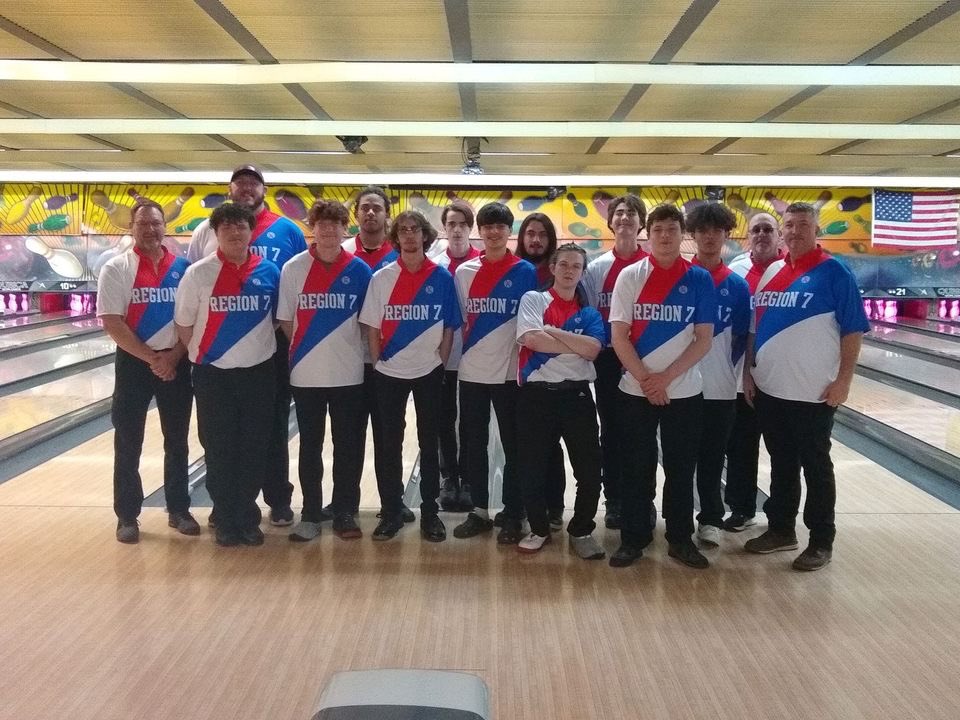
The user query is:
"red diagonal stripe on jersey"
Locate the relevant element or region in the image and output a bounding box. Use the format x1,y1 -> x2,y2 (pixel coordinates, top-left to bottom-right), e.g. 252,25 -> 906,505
251,209 -> 281,242
464,252 -> 521,338
630,258 -> 688,342
196,253 -> 263,362
290,249 -> 352,358
125,248 -> 175,331
380,260 -> 437,352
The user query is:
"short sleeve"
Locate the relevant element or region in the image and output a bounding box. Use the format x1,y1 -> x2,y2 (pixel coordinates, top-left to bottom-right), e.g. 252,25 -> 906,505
276,263 -> 297,323
358,274 -> 382,329
609,267 -> 636,325
96,260 -> 128,317
516,292 -> 545,340
581,307 -> 606,343
694,271 -> 716,325
833,262 -> 870,335
732,277 -> 751,338
440,271 -> 462,330
174,266 -> 200,327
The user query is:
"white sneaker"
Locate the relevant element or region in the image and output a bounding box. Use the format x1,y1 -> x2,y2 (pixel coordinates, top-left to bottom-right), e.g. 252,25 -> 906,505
289,521 -> 321,542
697,523 -> 721,547
569,533 -> 606,560
517,532 -> 550,554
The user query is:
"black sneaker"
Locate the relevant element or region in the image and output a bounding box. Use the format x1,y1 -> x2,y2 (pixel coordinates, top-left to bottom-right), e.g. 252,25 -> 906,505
548,509 -> 564,532
319,504 -> 335,522
604,503 -> 621,530
332,513 -> 363,540
269,506 -> 294,527
668,540 -> 709,569
377,505 -> 416,523
457,483 -> 474,511
439,479 -> 459,511
240,527 -> 265,546
215,528 -> 242,547
493,510 -> 505,528
420,514 -> 447,542
207,511 -> 218,529
722,513 -> 757,532
116,519 -> 140,544
792,545 -> 832,571
744,530 -> 799,554
609,543 -> 642,567
372,514 -> 405,541
496,519 -> 524,545
168,511 -> 201,536
453,512 -> 494,539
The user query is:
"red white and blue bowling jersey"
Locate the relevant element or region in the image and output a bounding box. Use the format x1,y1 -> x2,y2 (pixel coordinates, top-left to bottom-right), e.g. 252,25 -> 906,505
581,246 -> 648,346
692,259 -> 751,400
174,250 -> 279,369
609,256 -> 716,399
516,289 -> 605,385
277,248 -> 372,388
186,208 -> 306,268
359,259 -> 461,380
751,246 -> 869,403
342,236 -> 398,273
435,245 -> 481,370
97,246 -> 189,350
455,253 -> 538,384
728,250 -> 785,295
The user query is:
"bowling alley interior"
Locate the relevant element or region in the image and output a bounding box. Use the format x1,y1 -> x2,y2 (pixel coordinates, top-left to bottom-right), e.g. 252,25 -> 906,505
1,2 -> 959,719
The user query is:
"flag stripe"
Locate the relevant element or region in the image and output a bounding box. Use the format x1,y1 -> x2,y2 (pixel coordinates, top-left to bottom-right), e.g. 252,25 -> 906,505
872,188 -> 959,248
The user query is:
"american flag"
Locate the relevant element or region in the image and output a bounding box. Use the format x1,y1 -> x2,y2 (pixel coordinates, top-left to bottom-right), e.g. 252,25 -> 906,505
872,189 -> 959,248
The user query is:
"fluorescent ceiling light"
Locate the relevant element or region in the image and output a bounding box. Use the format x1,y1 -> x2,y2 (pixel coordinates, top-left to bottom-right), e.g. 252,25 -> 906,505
1,119 -> 958,141
0,60 -> 958,87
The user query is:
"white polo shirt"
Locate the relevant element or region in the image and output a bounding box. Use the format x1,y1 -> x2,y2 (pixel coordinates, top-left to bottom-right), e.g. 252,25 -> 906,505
174,250 -> 279,369
277,247 -> 372,388
455,253 -> 538,384
692,260 -> 751,400
434,245 -> 481,371
97,246 -> 189,350
359,258 -> 461,380
609,256 -> 716,399
581,246 -> 647,347
516,289 -> 604,385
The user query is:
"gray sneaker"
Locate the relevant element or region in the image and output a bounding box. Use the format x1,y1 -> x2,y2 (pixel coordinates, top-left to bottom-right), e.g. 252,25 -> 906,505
288,521 -> 322,542
569,533 -> 605,560
116,519 -> 139,544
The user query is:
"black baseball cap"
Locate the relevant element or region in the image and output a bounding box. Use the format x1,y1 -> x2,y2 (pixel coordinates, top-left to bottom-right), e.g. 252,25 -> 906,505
230,164 -> 264,183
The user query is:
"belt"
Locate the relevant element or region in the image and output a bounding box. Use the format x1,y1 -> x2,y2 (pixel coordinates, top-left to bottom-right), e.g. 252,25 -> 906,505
524,380 -> 590,391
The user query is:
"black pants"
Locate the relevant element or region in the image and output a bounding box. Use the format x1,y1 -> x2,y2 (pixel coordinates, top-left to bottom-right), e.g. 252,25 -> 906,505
546,444 -> 566,513
593,347 -> 626,506
724,393 -> 763,516
517,384 -> 602,537
620,392 -> 702,547
696,398 -> 736,528
458,380 -> 523,518
373,365 -> 444,517
755,391 -> 837,549
111,348 -> 192,521
193,360 -> 275,534
262,328 -> 294,511
438,370 -> 461,484
292,384 -> 365,521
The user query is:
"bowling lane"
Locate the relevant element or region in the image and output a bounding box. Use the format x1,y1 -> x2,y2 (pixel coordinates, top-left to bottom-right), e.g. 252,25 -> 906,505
846,375 -> 960,459
868,323 -> 960,360
0,365 -> 114,442
0,310 -> 92,333
858,345 -> 960,398
0,336 -> 115,391
876,317 -> 960,339
0,317 -> 103,354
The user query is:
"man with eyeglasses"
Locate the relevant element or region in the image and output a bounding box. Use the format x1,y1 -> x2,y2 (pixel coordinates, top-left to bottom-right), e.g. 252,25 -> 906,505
723,212 -> 784,532
359,210 -> 461,542
99,199 -> 197,544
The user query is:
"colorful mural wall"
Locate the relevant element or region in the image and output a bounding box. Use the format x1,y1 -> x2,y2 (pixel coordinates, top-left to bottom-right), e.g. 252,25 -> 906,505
0,182 -> 957,298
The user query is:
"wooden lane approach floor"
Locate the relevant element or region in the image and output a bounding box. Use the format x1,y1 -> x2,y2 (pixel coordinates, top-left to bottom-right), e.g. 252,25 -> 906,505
0,408 -> 959,719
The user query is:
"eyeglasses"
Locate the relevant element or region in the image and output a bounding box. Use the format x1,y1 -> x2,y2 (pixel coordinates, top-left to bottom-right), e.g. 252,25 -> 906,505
397,225 -> 423,235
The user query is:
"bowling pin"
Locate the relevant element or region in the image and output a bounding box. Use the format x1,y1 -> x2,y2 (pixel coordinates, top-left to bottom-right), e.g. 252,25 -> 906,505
727,193 -> 760,221
23,236 -> 85,278
837,194 -> 871,213
43,193 -> 78,211
127,188 -> 148,203
764,191 -> 789,215
173,218 -> 203,234
27,214 -> 70,233
663,189 -> 681,205
91,190 -> 133,230
591,190 -> 614,218
92,235 -> 134,276
853,215 -> 872,233
951,301 -> 960,320
566,193 -> 589,218
568,222 -> 601,239
163,187 -> 195,223
820,221 -> 849,236
275,190 -> 308,222
200,193 -> 227,209
518,196 -> 549,212
21,294 -> 29,312
939,300 -> 948,319
4,186 -> 42,225
862,300 -> 871,319
813,190 -> 833,212
0,295 -> 5,312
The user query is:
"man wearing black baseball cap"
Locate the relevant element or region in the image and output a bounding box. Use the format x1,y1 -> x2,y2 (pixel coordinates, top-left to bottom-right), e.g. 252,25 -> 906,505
186,164 -> 308,529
